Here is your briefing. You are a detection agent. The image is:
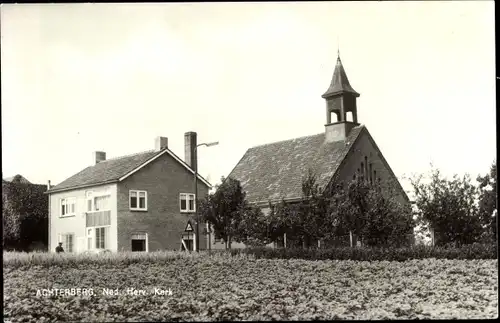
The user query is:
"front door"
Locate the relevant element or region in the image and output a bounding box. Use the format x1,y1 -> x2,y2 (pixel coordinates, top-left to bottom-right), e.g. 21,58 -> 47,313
181,233 -> 195,251
182,239 -> 193,251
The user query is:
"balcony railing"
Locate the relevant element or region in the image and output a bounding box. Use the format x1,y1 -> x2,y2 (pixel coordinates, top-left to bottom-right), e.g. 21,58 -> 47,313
86,210 -> 111,227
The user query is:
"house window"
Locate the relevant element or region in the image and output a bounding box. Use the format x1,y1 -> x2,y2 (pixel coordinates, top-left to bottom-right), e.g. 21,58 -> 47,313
95,227 -> 108,249
87,227 -> 109,250
87,192 -> 111,212
87,228 -> 93,250
86,192 -> 93,212
94,195 -> 110,211
60,198 -> 76,217
180,193 -> 195,212
59,233 -> 74,252
130,190 -> 147,211
131,233 -> 148,252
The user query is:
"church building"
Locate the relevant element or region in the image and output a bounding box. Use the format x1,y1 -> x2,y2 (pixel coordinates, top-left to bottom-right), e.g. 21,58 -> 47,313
211,52 -> 410,249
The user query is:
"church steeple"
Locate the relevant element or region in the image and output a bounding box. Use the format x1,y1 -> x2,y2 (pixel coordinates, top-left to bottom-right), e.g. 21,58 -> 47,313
323,52 -> 361,143
322,52 -> 360,99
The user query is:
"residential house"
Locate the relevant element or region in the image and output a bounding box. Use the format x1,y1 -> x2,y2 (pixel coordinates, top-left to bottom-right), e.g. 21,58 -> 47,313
46,132 -> 211,253
211,53 -> 410,249
3,174 -> 32,184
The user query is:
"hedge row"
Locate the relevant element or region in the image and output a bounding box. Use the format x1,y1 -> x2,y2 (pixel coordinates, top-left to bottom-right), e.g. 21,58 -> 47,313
2,250 -> 211,269
226,243 -> 498,261
3,244 -> 497,269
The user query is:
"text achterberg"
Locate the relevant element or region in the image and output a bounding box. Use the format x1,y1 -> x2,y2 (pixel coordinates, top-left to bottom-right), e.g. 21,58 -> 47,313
36,288 -> 95,297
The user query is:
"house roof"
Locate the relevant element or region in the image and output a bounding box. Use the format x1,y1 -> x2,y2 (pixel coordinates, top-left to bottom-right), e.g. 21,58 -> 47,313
227,125 -> 365,204
3,174 -> 32,184
322,54 -> 360,98
48,148 -> 211,194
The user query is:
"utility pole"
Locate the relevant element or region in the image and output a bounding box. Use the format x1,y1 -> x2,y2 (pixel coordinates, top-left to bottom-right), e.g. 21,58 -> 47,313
194,141 -> 219,252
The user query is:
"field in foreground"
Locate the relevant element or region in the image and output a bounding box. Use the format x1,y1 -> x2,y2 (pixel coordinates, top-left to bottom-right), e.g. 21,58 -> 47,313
3,252 -> 498,321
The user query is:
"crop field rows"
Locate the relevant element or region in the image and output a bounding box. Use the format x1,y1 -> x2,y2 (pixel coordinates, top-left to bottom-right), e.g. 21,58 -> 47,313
3,252 -> 498,321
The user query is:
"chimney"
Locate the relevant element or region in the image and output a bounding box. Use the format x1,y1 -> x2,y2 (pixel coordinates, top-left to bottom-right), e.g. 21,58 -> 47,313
93,151 -> 106,164
155,136 -> 168,151
184,131 -> 197,171
47,180 -> 51,190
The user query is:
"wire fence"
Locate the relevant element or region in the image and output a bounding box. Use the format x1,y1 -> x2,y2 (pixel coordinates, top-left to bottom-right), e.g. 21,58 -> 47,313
430,230 -> 496,247
279,233 -> 415,249
322,233 -> 415,248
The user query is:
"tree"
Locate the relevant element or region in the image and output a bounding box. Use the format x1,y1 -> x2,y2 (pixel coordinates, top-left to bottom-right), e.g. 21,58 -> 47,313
264,169 -> 331,249
477,160 -> 497,241
360,182 -> 414,246
233,203 -> 270,247
326,179 -> 414,247
411,166 -> 483,246
199,177 -> 262,249
2,181 -> 48,251
262,198 -> 297,247
256,170 -> 414,249
294,169 -> 330,248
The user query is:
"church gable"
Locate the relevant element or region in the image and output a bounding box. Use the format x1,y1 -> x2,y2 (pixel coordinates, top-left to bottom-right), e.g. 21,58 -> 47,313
334,129 -> 410,204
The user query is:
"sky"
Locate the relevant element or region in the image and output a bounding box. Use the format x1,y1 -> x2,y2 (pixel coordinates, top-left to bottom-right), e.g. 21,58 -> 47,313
1,2 -> 496,196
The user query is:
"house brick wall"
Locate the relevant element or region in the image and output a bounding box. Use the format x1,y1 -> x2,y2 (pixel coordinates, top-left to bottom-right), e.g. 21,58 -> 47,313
116,153 -> 210,252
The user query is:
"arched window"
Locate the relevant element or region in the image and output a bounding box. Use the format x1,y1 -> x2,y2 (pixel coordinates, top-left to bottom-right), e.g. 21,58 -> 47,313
330,112 -> 338,123
364,156 -> 368,181
360,163 -> 364,182
346,111 -> 354,122
369,163 -> 373,185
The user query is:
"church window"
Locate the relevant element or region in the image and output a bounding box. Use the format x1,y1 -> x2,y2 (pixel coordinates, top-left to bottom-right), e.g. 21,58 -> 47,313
364,156 -> 368,181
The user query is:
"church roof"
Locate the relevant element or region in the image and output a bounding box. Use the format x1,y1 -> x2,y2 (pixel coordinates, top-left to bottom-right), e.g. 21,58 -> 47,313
322,54 -> 360,98
227,125 -> 366,204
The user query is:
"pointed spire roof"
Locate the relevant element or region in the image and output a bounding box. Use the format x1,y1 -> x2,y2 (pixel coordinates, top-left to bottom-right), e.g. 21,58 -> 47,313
322,52 -> 360,98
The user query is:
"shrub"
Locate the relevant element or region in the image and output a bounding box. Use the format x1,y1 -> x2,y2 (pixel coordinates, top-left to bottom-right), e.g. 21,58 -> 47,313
230,243 -> 498,262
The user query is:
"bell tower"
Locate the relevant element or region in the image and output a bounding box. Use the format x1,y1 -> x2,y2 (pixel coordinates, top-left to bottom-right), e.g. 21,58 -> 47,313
322,51 -> 360,143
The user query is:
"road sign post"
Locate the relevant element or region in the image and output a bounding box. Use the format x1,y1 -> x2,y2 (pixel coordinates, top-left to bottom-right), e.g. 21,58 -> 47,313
185,220 -> 194,252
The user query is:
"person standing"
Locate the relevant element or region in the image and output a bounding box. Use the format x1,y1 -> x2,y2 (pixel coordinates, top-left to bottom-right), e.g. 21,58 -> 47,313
55,242 -> 64,253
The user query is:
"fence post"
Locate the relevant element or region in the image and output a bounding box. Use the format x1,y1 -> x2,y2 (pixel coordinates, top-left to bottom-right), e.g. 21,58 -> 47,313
349,231 -> 353,247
